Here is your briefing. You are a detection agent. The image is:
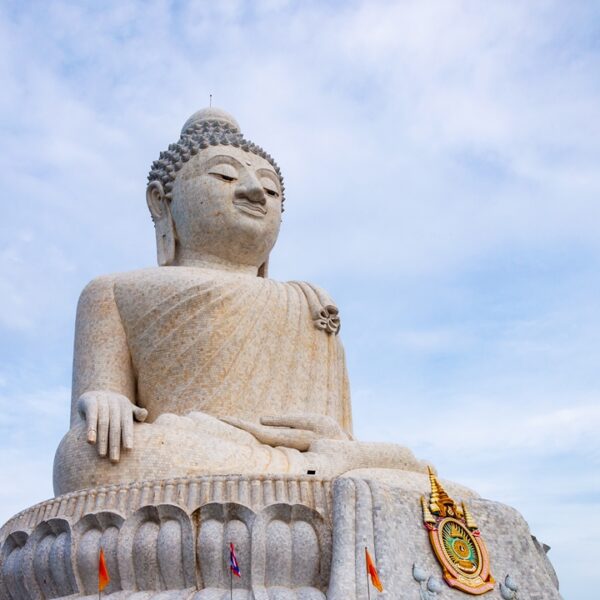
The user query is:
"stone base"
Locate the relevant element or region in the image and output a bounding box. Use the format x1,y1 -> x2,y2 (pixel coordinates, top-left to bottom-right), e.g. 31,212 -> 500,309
328,471 -> 561,600
0,472 -> 561,599
0,475 -> 332,600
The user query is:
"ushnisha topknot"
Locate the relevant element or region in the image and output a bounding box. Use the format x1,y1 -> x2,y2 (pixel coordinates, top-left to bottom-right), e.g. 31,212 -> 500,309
147,107 -> 285,210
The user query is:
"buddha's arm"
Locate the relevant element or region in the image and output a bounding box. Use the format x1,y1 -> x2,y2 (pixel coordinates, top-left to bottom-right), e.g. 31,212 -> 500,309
71,276 -> 147,462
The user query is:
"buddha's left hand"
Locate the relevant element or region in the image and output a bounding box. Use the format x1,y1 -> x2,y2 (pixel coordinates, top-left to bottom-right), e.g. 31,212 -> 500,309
221,413 -> 351,451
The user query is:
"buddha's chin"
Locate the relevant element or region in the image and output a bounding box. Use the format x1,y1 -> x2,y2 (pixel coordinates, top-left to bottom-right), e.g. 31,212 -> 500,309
228,216 -> 279,252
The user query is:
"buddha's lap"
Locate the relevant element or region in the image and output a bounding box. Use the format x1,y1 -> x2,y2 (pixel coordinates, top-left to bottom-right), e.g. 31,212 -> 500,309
53,411 -> 427,495
53,414 -> 292,494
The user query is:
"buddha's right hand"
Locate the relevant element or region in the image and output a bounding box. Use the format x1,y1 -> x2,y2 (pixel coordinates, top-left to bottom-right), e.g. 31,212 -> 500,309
77,391 -> 148,463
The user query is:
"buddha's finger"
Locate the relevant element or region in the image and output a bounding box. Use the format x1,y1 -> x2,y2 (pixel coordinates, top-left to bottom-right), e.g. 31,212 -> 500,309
109,400 -> 121,462
252,426 -> 317,451
122,408 -> 134,450
221,416 -> 257,432
133,406 -> 148,422
81,396 -> 98,444
221,417 -> 286,444
260,415 -> 308,429
261,414 -> 343,438
97,399 -> 109,457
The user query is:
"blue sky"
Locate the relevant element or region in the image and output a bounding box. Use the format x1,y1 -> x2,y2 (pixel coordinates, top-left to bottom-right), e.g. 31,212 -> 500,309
1,0 -> 599,597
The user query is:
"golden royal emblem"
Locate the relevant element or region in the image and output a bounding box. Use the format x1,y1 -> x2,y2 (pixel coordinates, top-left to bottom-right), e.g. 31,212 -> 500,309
421,467 -> 495,595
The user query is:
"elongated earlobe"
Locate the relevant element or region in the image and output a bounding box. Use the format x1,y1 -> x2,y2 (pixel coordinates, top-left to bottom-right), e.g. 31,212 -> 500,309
258,258 -> 269,278
146,181 -> 176,266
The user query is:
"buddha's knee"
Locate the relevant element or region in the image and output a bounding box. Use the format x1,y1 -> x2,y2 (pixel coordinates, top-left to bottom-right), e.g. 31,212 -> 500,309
52,416 -> 253,495
53,422 -> 105,495
53,421 -> 173,495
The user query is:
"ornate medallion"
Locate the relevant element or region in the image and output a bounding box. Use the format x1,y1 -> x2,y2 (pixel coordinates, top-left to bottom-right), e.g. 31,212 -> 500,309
421,467 -> 494,595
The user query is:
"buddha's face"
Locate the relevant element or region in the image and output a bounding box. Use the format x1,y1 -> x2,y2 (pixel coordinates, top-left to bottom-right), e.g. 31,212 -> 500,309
169,145 -> 283,269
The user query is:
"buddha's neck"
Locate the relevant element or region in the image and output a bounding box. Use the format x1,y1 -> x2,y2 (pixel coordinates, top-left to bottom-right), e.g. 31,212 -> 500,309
172,249 -> 259,276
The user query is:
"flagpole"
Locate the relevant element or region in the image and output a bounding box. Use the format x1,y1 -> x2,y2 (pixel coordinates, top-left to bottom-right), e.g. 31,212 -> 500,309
230,542 -> 233,600
365,547 -> 371,600
98,548 -> 102,600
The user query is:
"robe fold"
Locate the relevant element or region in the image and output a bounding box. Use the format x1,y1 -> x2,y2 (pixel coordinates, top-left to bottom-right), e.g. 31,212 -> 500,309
112,267 -> 352,433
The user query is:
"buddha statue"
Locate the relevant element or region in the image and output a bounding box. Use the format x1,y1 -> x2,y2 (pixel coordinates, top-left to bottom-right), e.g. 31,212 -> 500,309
0,108 -> 561,600
53,107 -> 425,495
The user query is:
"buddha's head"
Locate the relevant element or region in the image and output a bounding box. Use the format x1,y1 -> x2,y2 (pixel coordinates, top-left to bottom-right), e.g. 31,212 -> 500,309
146,108 -> 284,276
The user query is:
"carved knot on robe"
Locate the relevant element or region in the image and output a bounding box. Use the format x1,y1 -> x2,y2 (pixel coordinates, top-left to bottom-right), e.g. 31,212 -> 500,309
290,281 -> 341,336
315,305 -> 340,335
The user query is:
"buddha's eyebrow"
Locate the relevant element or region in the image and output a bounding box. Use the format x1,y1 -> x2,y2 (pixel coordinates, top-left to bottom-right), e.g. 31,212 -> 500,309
202,154 -> 243,170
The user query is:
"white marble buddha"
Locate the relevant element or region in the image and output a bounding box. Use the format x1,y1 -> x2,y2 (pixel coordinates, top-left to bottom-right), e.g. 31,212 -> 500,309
53,108 -> 425,495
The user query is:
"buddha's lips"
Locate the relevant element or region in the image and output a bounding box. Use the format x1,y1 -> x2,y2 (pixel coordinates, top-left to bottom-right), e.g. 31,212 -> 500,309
233,199 -> 267,216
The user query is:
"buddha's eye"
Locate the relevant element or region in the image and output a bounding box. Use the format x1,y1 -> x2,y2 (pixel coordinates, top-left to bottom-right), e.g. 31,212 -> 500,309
208,164 -> 238,182
260,176 -> 280,198
209,172 -> 237,182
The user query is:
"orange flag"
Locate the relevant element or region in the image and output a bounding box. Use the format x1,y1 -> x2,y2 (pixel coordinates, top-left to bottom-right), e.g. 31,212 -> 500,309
98,548 -> 110,592
365,548 -> 383,592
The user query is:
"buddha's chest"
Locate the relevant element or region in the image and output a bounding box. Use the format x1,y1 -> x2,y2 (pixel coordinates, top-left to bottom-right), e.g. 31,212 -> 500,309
113,271 -> 310,379
110,269 -> 345,421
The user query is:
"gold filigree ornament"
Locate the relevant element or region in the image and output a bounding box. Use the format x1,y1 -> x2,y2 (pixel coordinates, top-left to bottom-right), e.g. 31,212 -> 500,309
421,467 -> 495,595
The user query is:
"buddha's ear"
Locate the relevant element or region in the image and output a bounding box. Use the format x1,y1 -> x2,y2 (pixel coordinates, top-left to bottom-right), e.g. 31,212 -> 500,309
146,181 -> 176,266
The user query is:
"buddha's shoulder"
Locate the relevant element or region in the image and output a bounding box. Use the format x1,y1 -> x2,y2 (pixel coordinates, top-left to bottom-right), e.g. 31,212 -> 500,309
79,268 -> 161,296
79,267 -> 262,300
79,269 -> 336,305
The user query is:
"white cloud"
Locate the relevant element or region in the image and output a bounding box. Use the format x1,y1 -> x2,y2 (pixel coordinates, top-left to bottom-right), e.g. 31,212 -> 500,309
0,386 -> 68,517
0,1 -> 598,596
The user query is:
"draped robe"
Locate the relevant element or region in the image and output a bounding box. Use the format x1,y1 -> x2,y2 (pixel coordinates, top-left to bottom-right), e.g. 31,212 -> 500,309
113,267 -> 352,432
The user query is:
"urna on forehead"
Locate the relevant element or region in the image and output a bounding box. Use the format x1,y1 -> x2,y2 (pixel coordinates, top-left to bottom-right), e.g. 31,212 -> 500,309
147,107 -> 286,208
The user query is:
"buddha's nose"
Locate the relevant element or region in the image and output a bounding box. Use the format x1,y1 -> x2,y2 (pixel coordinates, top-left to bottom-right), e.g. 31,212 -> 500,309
234,172 -> 266,205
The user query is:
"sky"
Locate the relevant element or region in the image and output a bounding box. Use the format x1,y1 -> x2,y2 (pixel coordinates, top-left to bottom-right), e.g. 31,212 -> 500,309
0,0 -> 599,597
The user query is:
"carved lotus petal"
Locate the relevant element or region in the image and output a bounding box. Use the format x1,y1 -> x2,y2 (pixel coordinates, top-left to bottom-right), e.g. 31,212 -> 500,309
412,563 -> 428,582
426,576 -> 444,593
500,583 -> 514,600
505,574 -> 518,591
